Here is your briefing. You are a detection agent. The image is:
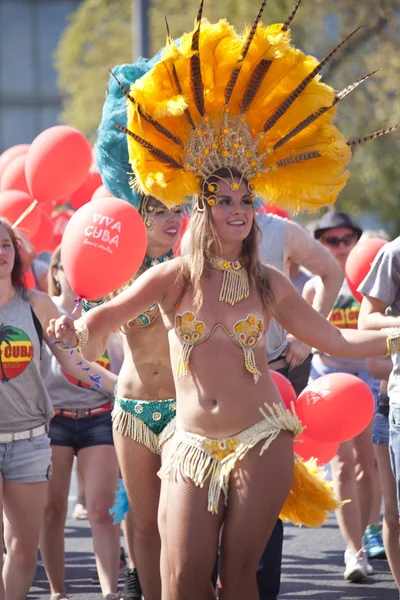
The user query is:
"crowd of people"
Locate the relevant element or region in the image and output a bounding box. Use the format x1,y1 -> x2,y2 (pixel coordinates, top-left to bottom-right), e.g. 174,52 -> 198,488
1,3 -> 400,600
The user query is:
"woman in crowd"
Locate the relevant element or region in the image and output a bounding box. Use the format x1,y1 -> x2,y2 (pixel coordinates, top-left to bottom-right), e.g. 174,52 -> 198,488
40,245 -> 121,600
49,5 -> 398,599
304,211 -> 383,582
367,356 -> 400,592
94,61 -> 183,600
0,218 -> 115,600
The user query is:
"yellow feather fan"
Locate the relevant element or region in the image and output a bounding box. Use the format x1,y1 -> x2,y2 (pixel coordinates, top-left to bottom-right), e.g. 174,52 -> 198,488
121,1 -> 395,210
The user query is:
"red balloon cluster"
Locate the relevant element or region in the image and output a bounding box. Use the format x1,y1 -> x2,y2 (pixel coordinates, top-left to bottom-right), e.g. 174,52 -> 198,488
269,369 -> 374,466
345,237 -> 387,302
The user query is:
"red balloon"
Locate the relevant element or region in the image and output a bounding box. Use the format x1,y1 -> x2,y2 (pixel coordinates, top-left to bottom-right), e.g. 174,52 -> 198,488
29,209 -> 54,254
258,204 -> 291,220
345,238 -> 387,302
91,184 -> 114,201
0,144 -> 29,185
295,432 -> 339,466
296,373 -> 374,443
0,190 -> 40,237
51,209 -> 74,251
173,216 -> 188,256
270,370 -> 297,409
25,126 -> 92,204
23,268 -> 36,290
70,171 -> 102,210
0,154 -> 30,194
61,197 -> 147,299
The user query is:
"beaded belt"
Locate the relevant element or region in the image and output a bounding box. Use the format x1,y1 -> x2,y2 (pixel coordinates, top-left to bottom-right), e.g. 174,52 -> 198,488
54,401 -> 112,419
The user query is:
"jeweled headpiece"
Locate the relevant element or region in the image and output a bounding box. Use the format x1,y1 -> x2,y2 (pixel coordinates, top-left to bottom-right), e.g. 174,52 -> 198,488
117,0 -> 398,212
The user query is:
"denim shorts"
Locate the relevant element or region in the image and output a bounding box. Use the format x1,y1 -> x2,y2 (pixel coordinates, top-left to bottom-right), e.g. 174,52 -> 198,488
0,433 -> 52,483
49,411 -> 114,455
372,410 -> 389,446
389,406 -> 400,513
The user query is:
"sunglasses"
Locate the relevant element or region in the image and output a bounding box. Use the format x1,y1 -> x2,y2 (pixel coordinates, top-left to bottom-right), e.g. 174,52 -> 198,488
321,233 -> 357,248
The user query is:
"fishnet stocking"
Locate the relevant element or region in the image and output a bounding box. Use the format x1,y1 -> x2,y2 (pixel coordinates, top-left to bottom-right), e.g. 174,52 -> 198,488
113,428 -> 162,600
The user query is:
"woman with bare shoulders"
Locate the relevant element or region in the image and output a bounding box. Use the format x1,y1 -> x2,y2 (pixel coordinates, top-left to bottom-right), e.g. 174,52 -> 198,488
49,4 -> 399,599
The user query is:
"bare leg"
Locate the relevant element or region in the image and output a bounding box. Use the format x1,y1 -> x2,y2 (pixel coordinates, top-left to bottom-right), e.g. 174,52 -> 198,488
331,440 -> 364,554
0,476 -> 4,600
352,423 -> 377,531
113,429 -> 162,600
3,481 -> 48,600
159,438 -> 173,600
219,432 -> 294,600
40,446 -> 74,595
166,466 -> 224,600
77,461 -> 86,506
375,444 -> 400,588
78,445 -> 120,597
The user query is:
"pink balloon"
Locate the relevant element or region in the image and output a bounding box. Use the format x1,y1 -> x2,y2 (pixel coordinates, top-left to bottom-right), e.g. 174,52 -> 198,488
25,126 -> 92,204
296,373 -> 375,443
0,154 -> 30,194
91,184 -> 114,201
0,144 -> 30,186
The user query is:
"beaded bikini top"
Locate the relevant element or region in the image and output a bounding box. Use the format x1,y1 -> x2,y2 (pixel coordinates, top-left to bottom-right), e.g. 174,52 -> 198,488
175,311 -> 264,383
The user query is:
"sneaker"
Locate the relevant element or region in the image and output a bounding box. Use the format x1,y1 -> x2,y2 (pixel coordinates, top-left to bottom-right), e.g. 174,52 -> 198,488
363,524 -> 386,559
344,548 -> 369,582
71,502 -> 88,520
50,595 -> 69,600
123,567 -> 143,600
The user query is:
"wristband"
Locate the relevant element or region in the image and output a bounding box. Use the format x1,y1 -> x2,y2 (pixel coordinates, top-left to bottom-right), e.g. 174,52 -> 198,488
384,327 -> 400,356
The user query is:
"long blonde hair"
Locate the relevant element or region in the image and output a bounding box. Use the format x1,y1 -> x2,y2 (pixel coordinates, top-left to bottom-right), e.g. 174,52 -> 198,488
183,169 -> 274,313
48,245 -> 62,297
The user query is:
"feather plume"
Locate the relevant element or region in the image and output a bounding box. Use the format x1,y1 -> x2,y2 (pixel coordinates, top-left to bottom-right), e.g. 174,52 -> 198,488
273,71 -> 378,151
241,59 -> 273,113
117,125 -> 182,169
282,0 -> 302,32
225,0 -> 268,104
347,124 -> 400,147
190,0 -> 205,117
263,27 -> 361,133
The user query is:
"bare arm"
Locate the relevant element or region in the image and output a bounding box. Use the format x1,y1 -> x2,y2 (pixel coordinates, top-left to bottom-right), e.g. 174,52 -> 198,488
366,356 -> 392,380
359,295 -> 400,330
285,220 -> 343,316
268,267 -> 388,358
47,259 -> 182,362
30,291 -> 117,393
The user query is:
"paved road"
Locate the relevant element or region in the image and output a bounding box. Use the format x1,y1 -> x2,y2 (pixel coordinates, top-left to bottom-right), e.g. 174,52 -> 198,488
30,512 -> 396,600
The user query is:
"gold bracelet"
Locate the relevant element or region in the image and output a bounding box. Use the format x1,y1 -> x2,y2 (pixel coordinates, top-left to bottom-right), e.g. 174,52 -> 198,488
75,323 -> 89,349
384,327 -> 400,356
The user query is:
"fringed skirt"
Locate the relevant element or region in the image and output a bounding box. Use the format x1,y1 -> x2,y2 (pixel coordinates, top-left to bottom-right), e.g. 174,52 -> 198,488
112,396 -> 176,455
158,403 -> 340,526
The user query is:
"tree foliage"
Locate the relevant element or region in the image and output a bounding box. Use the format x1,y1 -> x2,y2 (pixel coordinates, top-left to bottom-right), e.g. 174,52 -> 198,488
55,0 -> 400,233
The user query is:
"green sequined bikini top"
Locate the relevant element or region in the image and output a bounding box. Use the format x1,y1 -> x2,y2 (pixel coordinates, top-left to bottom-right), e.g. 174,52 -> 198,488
123,250 -> 173,331
175,311 -> 264,383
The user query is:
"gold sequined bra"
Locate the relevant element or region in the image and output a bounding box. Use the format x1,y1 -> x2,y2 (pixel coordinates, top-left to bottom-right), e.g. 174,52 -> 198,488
175,311 -> 264,383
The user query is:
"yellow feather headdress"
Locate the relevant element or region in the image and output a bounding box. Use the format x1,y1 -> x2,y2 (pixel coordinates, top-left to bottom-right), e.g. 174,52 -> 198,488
116,0 -> 399,211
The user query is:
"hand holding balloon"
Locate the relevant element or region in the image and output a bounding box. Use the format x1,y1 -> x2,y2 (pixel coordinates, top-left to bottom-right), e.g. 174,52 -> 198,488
48,315 -> 78,349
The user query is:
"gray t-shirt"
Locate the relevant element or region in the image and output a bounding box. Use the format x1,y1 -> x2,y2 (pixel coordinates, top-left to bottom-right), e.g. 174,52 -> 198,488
358,237 -> 400,407
257,213 -> 288,361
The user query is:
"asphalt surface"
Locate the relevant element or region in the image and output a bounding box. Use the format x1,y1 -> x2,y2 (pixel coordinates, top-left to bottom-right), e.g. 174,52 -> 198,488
29,466 -> 397,600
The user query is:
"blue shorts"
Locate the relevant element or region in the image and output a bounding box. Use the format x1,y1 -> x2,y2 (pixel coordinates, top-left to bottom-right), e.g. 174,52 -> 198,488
49,411 -> 114,455
389,406 -> 400,513
372,410 -> 389,446
0,433 -> 52,483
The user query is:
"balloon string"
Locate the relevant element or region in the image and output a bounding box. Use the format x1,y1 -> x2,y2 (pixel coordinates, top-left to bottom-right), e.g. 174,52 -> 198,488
50,311 -> 102,390
72,296 -> 83,315
12,199 -> 38,230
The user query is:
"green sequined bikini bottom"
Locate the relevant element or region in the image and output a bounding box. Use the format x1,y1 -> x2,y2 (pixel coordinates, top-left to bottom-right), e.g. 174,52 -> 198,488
112,396 -> 176,455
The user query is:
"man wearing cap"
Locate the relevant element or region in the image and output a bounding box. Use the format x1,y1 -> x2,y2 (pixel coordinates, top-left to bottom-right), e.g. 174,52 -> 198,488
256,210 -> 344,600
303,210 -> 382,583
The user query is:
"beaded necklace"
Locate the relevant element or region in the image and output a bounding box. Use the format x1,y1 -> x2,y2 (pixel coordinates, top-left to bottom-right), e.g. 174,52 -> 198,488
143,249 -> 174,269
207,254 -> 249,306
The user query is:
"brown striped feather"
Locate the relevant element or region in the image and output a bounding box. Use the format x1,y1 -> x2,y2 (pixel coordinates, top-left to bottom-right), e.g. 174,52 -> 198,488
190,0 -> 205,117
282,0 -> 303,32
263,27 -> 361,133
347,124 -> 400,147
241,59 -> 273,112
116,125 -> 182,169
